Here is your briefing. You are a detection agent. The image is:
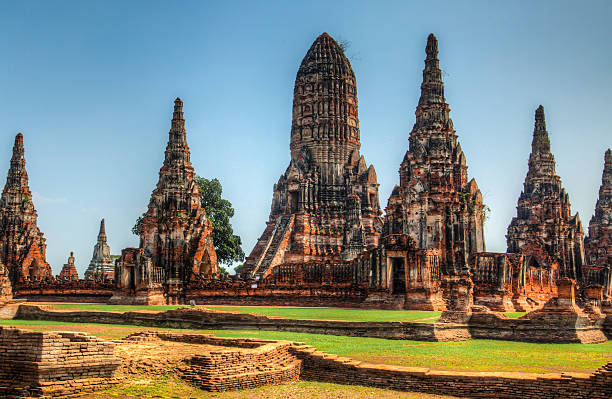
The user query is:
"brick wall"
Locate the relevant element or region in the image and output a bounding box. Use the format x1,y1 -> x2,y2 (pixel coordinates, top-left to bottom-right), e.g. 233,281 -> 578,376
123,331 -> 301,392
15,304 -> 611,344
291,344 -> 612,399
0,326 -> 120,397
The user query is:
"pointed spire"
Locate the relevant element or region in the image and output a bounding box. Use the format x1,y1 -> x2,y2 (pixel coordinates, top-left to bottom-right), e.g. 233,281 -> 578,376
164,97 -> 191,167
97,218 -> 107,242
425,33 -> 438,60
6,133 -> 29,189
414,33 -> 451,130
172,97 -> 185,130
418,33 -> 445,106
531,105 -> 551,154
600,148 -> 612,193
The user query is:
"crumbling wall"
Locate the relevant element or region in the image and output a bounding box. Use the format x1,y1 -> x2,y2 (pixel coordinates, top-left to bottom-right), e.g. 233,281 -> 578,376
123,331 -> 300,392
291,343 -> 612,399
0,326 -> 120,397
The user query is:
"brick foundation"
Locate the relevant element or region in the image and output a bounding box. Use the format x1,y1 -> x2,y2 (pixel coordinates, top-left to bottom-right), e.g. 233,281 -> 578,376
0,326 -> 120,398
291,344 -> 612,399
122,331 -> 300,392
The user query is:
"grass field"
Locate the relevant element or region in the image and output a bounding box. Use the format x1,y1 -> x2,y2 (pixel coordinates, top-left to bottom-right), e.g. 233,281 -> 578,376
42,303 -> 528,322
2,319 -> 609,374
80,377 -> 457,399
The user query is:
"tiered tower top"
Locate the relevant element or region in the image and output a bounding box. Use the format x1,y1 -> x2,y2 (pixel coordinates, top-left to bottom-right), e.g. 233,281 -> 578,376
2,133 -> 38,224
413,34 -> 453,131
290,32 -> 360,164
525,105 -> 558,184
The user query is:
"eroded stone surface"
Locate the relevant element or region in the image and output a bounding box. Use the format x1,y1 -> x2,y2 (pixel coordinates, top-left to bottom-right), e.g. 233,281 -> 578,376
383,34 -> 485,276
507,106 -> 585,280
0,134 -> 52,284
58,251 -> 79,281
112,99 -> 218,304
242,33 -> 382,279
584,149 -> 612,297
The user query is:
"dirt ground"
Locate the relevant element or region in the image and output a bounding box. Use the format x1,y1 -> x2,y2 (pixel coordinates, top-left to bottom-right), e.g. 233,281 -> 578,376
114,339 -> 237,376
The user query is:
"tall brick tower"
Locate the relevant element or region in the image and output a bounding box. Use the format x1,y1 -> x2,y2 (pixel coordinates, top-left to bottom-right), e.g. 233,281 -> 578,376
113,99 -> 218,304
0,133 -> 52,283
584,149 -> 612,295
384,34 -> 485,275
507,106 -> 584,279
242,33 -> 382,278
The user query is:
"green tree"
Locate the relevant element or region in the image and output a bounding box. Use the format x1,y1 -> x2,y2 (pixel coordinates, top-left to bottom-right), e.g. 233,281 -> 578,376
233,263 -> 244,275
132,176 -> 245,267
195,176 -> 244,266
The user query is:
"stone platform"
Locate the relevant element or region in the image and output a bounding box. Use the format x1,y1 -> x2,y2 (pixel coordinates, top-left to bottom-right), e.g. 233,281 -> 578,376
13,303 -> 610,344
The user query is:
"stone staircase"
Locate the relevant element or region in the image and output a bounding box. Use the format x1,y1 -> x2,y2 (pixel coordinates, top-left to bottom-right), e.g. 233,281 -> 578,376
512,295 -> 541,312
253,215 -> 294,279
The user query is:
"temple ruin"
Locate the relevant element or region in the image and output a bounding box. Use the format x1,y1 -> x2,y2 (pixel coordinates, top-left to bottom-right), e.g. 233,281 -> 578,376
365,33 -> 484,310
58,252 -> 79,281
0,133 -> 52,284
1,32 -> 609,316
584,149 -> 612,297
507,105 -> 585,280
111,98 -> 218,305
84,219 -> 114,281
241,33 -> 382,279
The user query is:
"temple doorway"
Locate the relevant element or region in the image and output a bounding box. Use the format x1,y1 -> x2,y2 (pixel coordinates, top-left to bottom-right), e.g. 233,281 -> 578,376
392,257 -> 406,294
128,266 -> 136,293
289,191 -> 299,213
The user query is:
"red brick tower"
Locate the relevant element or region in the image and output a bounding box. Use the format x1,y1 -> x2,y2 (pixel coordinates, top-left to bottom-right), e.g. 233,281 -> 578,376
584,149 -> 612,296
112,99 -> 218,304
0,133 -> 52,283
242,33 -> 382,278
507,106 -> 585,280
384,34 -> 485,275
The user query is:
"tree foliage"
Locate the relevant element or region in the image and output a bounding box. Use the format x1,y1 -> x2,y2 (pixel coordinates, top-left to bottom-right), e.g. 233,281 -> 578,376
195,176 -> 245,266
132,176 -> 245,267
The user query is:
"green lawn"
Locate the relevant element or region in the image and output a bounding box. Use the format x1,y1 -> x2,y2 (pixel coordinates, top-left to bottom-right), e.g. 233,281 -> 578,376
2,319 -> 609,374
44,303 -> 443,322
41,303 -> 528,322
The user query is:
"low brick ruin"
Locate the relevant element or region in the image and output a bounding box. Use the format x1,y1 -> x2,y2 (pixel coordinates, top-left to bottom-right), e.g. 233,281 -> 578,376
0,326 -> 120,398
292,344 -> 612,399
15,295 -> 611,344
0,319 -> 608,397
120,331 -> 301,392
102,330 -> 612,398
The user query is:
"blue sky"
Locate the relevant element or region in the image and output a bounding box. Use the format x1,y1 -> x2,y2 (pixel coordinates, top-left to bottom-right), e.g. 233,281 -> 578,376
0,1 -> 610,274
